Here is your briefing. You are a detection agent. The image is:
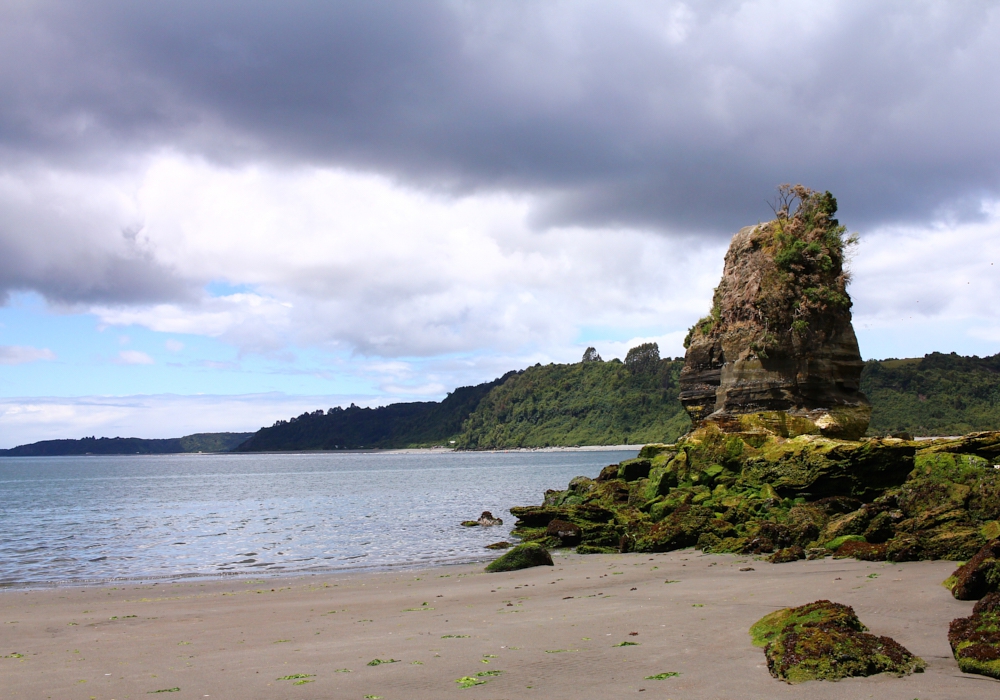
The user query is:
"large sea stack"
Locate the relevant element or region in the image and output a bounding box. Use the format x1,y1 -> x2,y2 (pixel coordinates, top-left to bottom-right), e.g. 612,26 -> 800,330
679,186 -> 871,440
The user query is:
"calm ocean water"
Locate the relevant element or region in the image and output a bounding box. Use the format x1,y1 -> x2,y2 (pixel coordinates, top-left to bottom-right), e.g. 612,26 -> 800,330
0,449 -> 636,587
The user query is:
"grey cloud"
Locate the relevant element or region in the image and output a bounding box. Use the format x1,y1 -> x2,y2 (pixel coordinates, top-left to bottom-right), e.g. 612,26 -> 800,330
2,1 -> 999,237
0,171 -> 192,305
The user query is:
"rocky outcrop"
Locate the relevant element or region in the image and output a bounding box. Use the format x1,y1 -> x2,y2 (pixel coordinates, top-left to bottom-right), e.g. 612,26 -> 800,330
508,427 -> 1000,564
680,186 -> 870,440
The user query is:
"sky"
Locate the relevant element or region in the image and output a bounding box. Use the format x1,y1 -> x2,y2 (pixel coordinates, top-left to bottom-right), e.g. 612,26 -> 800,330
2,0 -> 1000,447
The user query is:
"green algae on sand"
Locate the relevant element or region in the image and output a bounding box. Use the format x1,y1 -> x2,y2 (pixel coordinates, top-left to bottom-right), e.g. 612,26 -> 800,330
750,600 -> 925,683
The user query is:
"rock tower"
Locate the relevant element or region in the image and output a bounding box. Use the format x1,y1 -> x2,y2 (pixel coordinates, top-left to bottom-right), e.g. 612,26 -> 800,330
679,186 -> 870,440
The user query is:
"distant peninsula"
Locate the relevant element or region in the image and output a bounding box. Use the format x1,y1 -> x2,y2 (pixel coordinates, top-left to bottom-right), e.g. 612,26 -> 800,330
0,432 -> 254,457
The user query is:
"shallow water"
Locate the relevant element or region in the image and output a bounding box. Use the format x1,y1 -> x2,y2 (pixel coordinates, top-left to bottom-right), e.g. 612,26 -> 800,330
0,449 -> 636,587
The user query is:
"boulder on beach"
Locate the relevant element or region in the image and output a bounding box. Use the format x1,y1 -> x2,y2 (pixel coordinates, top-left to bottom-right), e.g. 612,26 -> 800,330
484,542 -> 553,573
750,600 -> 925,683
949,592 -> 1000,679
945,539 -> 1000,600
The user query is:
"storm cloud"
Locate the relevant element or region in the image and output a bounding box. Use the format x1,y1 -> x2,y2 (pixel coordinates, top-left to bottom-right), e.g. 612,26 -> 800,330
3,1 -> 999,232
0,1 -> 998,373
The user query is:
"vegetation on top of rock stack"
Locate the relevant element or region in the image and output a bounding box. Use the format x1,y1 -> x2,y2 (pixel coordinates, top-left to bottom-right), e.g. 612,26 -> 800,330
750,600 -> 925,683
509,427 -> 1000,564
455,351 -> 690,449
863,352 -> 1000,436
684,185 -> 856,356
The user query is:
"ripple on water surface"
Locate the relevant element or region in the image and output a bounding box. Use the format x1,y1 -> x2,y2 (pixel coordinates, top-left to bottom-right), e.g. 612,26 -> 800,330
0,449 -> 636,586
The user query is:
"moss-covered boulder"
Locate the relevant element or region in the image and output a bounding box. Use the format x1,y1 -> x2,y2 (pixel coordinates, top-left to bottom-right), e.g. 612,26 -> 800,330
949,592 -> 1000,679
484,543 -> 553,573
945,540 -> 1000,600
750,600 -> 925,683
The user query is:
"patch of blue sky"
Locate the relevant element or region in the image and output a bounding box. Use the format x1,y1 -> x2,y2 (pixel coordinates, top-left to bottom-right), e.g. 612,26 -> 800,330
0,294 -> 376,397
856,317 -> 1000,361
204,280 -> 257,297
574,325 -> 675,345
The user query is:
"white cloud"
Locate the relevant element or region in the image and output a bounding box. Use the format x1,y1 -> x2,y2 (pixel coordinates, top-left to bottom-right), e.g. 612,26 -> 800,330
0,345 -> 56,365
116,350 -> 155,365
851,202 -> 1000,326
73,154 -> 723,360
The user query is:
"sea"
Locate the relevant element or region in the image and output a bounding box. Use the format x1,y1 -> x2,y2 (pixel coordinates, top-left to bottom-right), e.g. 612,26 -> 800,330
0,449 -> 637,588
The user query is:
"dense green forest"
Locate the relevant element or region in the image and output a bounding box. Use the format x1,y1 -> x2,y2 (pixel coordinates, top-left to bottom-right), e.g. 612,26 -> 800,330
862,352 -> 1000,436
234,373 -> 514,451
0,432 -> 253,456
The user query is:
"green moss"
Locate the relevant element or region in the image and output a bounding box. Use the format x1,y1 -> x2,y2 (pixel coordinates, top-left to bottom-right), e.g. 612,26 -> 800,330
825,535 -> 866,551
484,543 -> 554,573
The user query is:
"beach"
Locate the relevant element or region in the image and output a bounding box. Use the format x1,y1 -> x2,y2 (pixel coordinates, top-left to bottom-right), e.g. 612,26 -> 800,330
3,551 -> 993,699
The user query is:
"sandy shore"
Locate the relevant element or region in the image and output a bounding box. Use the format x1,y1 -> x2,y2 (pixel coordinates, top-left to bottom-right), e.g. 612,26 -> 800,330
2,552 -> 994,699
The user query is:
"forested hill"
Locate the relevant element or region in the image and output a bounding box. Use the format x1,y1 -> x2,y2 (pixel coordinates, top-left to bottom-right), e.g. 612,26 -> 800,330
862,351 -> 1000,436
455,354 -> 690,449
237,343 -> 692,451
233,372 -> 516,451
0,432 -> 254,457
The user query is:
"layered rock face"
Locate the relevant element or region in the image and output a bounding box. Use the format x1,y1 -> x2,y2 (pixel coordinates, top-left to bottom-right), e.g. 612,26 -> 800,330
680,186 -> 870,440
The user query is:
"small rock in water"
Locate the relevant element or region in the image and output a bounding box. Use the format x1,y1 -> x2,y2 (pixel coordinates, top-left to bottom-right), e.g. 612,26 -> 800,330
478,511 -> 503,526
485,541 -> 512,550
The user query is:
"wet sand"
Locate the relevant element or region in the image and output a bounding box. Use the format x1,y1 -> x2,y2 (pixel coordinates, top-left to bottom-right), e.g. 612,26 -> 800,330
2,551 -> 994,699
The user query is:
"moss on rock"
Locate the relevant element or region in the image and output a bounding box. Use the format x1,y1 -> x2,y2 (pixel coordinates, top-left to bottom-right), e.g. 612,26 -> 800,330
945,540 -> 1000,600
485,543 -> 554,573
750,600 -> 925,683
